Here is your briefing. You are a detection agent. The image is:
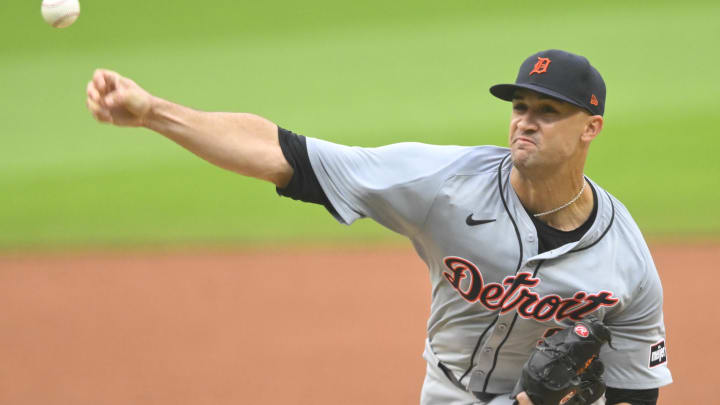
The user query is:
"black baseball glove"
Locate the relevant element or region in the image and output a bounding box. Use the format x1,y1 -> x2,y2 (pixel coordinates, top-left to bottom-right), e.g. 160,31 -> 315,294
511,318 -> 612,405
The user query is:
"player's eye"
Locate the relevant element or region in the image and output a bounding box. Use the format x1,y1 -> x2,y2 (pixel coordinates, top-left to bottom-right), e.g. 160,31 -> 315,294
513,103 -> 527,112
540,105 -> 558,114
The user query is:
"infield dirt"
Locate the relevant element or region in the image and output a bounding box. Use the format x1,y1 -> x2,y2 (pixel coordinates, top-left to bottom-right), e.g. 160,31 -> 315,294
0,243 -> 714,404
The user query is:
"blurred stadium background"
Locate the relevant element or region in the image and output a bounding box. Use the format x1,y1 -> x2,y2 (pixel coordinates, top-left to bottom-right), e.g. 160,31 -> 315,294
1,0 -> 718,249
0,1 -> 718,404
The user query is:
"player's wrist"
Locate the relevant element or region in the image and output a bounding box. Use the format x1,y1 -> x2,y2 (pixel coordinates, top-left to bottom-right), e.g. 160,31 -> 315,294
140,95 -> 160,128
142,95 -> 179,131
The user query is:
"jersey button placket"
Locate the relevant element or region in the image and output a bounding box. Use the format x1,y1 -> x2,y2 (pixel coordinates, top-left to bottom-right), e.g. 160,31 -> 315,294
469,316 -> 512,391
470,369 -> 486,387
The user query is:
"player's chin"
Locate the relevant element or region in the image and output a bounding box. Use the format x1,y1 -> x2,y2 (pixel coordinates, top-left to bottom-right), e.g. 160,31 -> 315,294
510,148 -> 534,168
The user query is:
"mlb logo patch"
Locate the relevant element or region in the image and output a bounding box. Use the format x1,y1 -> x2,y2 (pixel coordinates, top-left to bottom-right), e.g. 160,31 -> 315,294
649,340 -> 667,368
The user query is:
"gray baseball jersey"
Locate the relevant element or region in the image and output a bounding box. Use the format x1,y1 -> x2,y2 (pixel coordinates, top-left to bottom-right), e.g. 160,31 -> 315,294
305,138 -> 672,400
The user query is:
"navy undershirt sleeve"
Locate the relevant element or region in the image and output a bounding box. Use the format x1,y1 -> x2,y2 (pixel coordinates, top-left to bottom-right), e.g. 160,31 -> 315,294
275,127 -> 338,217
605,387 -> 659,405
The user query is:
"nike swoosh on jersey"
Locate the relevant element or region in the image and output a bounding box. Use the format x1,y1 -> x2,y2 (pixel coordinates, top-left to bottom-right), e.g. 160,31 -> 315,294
466,214 -> 496,226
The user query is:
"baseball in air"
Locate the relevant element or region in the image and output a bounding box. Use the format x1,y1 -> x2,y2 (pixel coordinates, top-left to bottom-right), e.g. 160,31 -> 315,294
41,0 -> 81,28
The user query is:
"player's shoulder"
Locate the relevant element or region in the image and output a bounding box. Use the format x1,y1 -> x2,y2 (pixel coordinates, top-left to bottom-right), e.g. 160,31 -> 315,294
328,140 -> 510,176
593,183 -> 658,280
375,142 -> 506,156
380,143 -> 509,173
308,137 -> 508,166
457,144 -> 510,171
587,182 -> 642,237
602,189 -> 648,247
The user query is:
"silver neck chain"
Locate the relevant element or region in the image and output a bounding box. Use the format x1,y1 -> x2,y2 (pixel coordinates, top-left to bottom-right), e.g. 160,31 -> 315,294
533,180 -> 587,218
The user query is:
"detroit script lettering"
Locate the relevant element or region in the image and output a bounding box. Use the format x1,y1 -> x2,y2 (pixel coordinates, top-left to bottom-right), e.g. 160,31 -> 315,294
442,257 -> 619,321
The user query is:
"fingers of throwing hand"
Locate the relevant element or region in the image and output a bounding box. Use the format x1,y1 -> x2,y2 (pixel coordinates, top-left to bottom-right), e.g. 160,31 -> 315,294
92,68 -> 120,94
92,69 -> 108,93
87,97 -> 111,123
104,89 -> 124,108
86,80 -> 100,103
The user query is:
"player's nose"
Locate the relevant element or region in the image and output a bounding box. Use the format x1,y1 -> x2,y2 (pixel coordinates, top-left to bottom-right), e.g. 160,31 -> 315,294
516,115 -> 539,134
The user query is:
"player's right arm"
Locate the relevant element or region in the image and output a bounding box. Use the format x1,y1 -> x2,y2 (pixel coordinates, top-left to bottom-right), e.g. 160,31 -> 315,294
85,69 -> 293,188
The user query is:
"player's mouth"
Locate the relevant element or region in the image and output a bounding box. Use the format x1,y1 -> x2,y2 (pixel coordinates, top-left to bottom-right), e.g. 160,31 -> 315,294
512,136 -> 536,145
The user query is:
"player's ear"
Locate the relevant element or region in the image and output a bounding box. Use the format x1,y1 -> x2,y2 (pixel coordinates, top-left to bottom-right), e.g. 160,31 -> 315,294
581,115 -> 603,143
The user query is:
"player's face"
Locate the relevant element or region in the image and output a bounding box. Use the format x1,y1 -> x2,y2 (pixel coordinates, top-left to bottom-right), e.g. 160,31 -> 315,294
509,90 -> 593,170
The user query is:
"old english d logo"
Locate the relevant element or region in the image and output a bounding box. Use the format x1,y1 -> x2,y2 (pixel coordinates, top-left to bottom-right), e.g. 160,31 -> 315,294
529,57 -> 551,75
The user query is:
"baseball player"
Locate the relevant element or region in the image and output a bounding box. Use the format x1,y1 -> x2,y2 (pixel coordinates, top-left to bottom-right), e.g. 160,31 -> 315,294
85,49 -> 672,404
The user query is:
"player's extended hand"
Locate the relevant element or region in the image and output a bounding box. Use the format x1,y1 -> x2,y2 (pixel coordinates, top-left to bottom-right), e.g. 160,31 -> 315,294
86,69 -> 153,127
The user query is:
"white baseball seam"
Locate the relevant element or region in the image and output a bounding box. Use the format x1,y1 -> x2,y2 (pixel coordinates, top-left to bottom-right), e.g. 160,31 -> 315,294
52,12 -> 80,27
42,0 -> 73,9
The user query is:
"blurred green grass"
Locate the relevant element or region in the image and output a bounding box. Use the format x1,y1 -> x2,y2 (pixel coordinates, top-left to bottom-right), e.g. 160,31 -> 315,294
1,0 -> 718,249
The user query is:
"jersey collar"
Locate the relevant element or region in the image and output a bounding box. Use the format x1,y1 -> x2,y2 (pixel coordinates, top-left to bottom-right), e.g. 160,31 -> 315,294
498,154 -> 616,262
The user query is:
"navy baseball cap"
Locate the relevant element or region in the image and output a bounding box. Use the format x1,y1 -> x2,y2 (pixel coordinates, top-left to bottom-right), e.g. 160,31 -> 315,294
490,49 -> 606,116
